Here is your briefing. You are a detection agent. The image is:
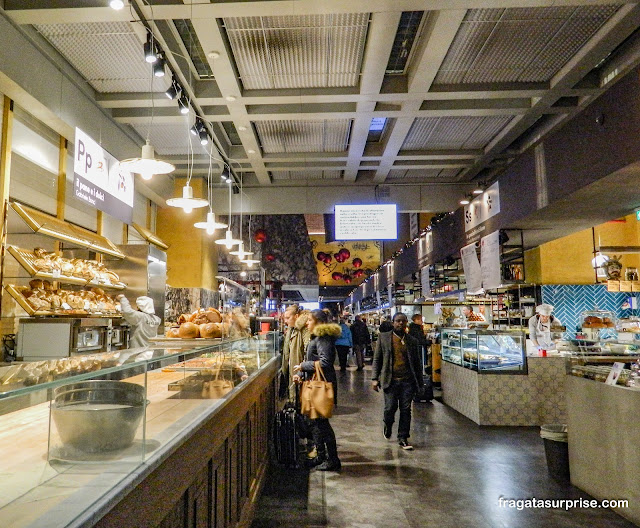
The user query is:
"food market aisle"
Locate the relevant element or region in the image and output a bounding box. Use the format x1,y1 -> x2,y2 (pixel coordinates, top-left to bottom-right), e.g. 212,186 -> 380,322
252,368 -> 635,528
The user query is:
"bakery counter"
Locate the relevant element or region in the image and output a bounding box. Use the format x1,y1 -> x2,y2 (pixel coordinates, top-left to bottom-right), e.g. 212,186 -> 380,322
567,376 -> 640,525
0,333 -> 278,528
442,356 -> 567,425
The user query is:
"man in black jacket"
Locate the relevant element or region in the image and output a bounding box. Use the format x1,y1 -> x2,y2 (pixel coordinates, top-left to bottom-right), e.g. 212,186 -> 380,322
350,315 -> 371,369
371,313 -> 423,450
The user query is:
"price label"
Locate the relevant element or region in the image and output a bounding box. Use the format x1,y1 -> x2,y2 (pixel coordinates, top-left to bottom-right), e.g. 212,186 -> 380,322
52,269 -> 61,278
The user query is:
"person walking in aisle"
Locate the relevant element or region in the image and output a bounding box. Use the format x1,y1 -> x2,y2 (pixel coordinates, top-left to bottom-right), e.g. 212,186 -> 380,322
372,312 -> 424,450
294,309 -> 341,471
335,316 -> 353,371
350,315 -> 370,370
281,305 -> 310,401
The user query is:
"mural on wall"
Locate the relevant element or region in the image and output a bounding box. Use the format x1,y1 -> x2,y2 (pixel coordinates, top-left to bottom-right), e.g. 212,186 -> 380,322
218,214 -> 318,285
310,235 -> 381,286
165,286 -> 219,323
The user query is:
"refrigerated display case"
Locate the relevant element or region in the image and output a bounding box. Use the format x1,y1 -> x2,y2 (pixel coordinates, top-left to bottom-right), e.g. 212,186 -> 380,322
0,333 -> 278,527
440,328 -> 527,373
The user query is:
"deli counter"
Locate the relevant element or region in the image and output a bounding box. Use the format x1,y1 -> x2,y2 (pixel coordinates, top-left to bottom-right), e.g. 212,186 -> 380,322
0,333 -> 278,528
439,328 -> 566,426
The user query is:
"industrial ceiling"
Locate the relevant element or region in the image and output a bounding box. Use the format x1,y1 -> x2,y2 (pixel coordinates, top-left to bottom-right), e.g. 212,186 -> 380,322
4,0 -> 640,213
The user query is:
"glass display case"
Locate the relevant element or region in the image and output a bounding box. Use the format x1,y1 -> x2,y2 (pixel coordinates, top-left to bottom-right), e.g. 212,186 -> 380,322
0,334 -> 277,526
440,328 -> 527,373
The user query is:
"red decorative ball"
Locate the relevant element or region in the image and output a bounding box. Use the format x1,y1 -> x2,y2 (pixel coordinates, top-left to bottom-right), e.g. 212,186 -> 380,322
323,254 -> 332,264
332,272 -> 343,281
343,275 -> 352,284
352,258 -> 362,268
254,229 -> 267,243
265,253 -> 275,262
316,251 -> 327,261
353,269 -> 364,278
339,248 -> 351,259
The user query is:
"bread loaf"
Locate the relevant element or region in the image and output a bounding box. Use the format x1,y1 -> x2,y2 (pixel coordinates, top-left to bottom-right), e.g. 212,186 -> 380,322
205,308 -> 222,323
178,322 -> 199,339
166,327 -> 180,338
199,322 -> 222,339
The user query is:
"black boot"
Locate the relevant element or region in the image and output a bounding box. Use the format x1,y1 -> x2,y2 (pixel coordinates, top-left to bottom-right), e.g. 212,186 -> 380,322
317,434 -> 341,471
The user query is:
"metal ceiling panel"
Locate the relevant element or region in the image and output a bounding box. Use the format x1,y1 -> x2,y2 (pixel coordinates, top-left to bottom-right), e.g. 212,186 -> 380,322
256,120 -> 351,153
224,13 -> 369,90
131,122 -> 195,155
36,22 -> 168,93
387,168 -> 461,180
402,116 -> 513,150
434,5 -> 622,85
272,170 -> 341,180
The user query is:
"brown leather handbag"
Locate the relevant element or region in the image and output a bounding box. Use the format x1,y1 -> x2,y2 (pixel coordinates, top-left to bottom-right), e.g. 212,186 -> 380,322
300,361 -> 334,419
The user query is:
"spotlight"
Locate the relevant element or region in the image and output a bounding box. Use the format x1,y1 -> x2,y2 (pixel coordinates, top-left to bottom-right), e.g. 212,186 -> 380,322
178,96 -> 190,115
144,35 -> 157,63
165,81 -> 180,100
473,187 -> 483,195
199,128 -> 209,146
153,56 -> 165,77
109,0 -> 124,10
459,197 -> 470,205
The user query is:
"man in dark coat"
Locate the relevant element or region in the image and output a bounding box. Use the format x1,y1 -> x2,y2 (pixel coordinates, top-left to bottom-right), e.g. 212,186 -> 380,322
350,315 -> 371,369
371,312 -> 423,450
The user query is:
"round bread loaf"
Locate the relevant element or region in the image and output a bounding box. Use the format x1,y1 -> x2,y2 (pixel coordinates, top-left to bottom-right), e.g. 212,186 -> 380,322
178,322 -> 199,339
199,322 -> 222,339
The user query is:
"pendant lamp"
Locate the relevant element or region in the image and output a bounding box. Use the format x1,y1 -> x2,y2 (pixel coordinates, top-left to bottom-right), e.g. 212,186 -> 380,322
215,179 -> 241,249
166,184 -> 208,213
194,149 -> 227,233
120,140 -> 175,181
230,241 -> 253,259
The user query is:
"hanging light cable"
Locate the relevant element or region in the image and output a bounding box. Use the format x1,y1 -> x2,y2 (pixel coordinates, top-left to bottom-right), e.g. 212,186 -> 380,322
120,42 -> 175,180
194,151 -> 227,234
241,213 -> 260,267
215,180 -> 241,249
230,175 -> 253,259
166,115 -> 208,213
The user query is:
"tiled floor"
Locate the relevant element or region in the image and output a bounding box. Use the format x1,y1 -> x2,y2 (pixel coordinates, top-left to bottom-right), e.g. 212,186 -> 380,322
252,367 -> 636,528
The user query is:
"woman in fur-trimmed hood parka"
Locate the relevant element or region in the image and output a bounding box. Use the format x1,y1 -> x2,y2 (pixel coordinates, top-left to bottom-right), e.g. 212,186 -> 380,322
294,309 -> 342,471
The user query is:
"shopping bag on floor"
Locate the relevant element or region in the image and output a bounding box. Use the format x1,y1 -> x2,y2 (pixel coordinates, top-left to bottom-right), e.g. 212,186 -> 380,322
300,361 -> 334,419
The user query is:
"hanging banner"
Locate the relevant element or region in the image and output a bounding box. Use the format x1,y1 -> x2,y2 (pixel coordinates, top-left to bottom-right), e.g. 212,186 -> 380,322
460,242 -> 482,294
481,230 -> 501,290
420,266 -> 431,300
417,230 -> 432,267
388,285 -> 394,306
464,181 -> 500,232
73,128 -> 134,224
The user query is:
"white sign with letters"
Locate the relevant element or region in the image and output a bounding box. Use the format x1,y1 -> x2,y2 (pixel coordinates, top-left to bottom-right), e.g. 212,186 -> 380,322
417,230 -> 432,267
460,242 -> 482,294
420,266 -> 432,300
464,181 -> 500,232
73,128 -> 134,224
480,230 -> 501,290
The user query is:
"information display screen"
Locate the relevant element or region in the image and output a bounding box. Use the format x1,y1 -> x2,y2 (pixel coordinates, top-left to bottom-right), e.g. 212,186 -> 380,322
334,204 -> 397,240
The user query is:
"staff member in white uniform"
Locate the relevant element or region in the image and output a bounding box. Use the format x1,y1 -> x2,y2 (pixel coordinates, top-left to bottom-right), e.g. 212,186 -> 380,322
528,303 -> 560,350
117,294 -> 161,348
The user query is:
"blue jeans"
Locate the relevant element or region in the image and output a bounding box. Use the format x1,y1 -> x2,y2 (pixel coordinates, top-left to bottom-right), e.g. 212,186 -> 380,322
383,379 -> 415,440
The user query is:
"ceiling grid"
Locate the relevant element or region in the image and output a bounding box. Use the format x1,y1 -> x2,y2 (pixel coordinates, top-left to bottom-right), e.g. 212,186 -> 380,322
4,0 -> 639,211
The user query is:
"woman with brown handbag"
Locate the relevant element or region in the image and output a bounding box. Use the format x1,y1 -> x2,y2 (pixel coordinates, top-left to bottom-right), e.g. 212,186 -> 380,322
293,309 -> 341,471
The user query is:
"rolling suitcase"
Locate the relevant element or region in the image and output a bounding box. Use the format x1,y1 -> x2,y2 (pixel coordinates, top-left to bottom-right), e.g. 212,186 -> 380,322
273,404 -> 300,468
414,345 -> 434,403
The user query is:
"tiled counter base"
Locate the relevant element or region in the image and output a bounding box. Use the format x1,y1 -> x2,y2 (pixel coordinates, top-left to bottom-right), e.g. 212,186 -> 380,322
567,375 -> 640,526
442,357 -> 567,426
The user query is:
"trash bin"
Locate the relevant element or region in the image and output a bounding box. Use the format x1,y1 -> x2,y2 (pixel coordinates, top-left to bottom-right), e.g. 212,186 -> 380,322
540,424 -> 570,481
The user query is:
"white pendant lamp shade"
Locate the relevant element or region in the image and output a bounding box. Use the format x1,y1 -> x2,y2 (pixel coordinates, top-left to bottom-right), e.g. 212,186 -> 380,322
194,212 -> 227,235
215,229 -> 242,249
230,242 -> 254,259
241,258 -> 260,267
120,140 -> 175,180
166,184 -> 209,213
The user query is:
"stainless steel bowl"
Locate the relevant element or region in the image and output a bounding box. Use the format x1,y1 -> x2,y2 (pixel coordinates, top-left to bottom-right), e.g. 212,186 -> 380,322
51,380 -> 146,453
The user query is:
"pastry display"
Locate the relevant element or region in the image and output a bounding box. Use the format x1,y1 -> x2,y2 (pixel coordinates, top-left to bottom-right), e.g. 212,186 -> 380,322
7,246 -> 125,288
168,308 -> 225,339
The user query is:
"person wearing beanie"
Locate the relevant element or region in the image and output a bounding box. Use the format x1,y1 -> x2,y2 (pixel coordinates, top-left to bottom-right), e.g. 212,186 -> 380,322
117,294 -> 161,349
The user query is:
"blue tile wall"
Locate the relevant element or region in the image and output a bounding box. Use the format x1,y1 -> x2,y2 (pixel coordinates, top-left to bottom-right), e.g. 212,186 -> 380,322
541,284 -> 640,338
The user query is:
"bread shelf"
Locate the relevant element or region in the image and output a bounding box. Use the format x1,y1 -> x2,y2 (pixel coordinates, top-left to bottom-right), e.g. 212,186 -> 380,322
7,246 -> 126,291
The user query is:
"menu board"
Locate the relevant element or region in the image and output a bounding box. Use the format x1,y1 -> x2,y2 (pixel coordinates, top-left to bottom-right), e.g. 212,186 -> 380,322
334,204 -> 397,240
460,242 -> 482,294
73,128 -> 134,224
481,230 -> 501,290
